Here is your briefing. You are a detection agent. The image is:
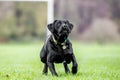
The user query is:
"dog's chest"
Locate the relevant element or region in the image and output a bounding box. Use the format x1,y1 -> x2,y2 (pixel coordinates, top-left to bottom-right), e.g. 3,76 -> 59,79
49,41 -> 73,63
52,54 -> 64,63
51,48 -> 72,63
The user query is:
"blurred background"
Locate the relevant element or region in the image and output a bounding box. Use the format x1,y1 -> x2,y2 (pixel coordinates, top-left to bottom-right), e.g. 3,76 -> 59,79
0,0 -> 120,43
54,0 -> 120,43
0,1 -> 47,43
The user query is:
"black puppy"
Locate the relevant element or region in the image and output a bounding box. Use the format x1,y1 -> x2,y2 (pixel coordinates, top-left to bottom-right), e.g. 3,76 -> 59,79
40,20 -> 78,76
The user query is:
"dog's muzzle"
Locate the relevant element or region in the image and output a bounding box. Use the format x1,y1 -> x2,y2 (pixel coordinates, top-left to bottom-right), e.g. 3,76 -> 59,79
59,30 -> 68,37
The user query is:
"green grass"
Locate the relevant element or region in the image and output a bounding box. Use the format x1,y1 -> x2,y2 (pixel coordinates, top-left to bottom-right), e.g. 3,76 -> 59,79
0,42 -> 120,80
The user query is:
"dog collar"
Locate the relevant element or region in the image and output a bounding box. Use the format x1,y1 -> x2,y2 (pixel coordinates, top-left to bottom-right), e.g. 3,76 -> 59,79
52,35 -> 68,46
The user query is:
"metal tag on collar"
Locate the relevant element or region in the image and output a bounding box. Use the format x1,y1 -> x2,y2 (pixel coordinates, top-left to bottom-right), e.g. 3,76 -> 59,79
62,38 -> 68,49
61,42 -> 64,45
62,45 -> 67,49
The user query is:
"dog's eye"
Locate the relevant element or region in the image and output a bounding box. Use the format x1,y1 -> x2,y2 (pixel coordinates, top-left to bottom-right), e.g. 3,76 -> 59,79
57,22 -> 61,27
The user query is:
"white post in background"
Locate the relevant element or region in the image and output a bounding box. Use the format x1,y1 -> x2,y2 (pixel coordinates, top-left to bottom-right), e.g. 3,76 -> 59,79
47,0 -> 54,36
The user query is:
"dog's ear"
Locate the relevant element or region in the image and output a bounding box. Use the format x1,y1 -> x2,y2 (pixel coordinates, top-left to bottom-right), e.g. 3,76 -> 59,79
47,20 -> 59,33
69,23 -> 73,30
54,20 -> 58,23
53,20 -> 59,26
66,20 -> 73,30
47,23 -> 54,33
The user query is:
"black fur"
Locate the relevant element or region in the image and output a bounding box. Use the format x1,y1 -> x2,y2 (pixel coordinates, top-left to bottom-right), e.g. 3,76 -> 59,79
40,20 -> 78,76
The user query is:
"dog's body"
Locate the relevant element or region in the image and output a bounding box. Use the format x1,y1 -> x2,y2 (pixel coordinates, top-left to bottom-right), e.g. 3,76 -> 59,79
40,20 -> 78,76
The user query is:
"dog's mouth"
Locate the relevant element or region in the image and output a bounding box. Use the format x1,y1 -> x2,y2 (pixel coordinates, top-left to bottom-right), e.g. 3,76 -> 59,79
57,31 -> 68,43
59,30 -> 68,37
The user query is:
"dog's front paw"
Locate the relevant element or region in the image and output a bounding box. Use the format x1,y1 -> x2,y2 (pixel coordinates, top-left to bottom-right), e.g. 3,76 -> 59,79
42,69 -> 48,75
43,69 -> 48,75
52,73 -> 58,77
72,66 -> 77,74
42,72 -> 47,75
72,63 -> 78,74
66,69 -> 70,74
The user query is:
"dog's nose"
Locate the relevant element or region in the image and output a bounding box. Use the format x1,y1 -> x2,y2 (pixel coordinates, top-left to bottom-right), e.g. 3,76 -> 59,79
63,25 -> 67,29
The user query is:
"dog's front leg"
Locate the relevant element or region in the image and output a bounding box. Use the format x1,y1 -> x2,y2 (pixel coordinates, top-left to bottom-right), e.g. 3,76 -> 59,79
47,61 -> 58,76
42,63 -> 48,75
71,54 -> 78,74
63,61 -> 70,73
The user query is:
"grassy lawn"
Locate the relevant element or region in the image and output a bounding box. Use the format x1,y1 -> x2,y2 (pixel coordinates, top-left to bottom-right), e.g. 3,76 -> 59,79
0,42 -> 120,80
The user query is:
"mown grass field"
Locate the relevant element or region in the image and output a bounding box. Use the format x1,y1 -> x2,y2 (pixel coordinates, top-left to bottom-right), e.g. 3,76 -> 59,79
0,42 -> 120,80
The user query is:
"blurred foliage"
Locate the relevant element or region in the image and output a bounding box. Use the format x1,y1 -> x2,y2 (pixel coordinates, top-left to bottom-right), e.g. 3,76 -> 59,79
108,0 -> 120,19
54,0 -> 120,43
1,1 -> 120,43
0,2 -> 47,42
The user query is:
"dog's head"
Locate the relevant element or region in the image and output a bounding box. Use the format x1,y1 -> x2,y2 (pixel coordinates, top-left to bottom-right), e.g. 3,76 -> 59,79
48,20 -> 73,43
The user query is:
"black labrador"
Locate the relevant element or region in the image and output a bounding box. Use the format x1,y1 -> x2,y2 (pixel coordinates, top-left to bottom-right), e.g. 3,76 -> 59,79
40,20 -> 78,76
